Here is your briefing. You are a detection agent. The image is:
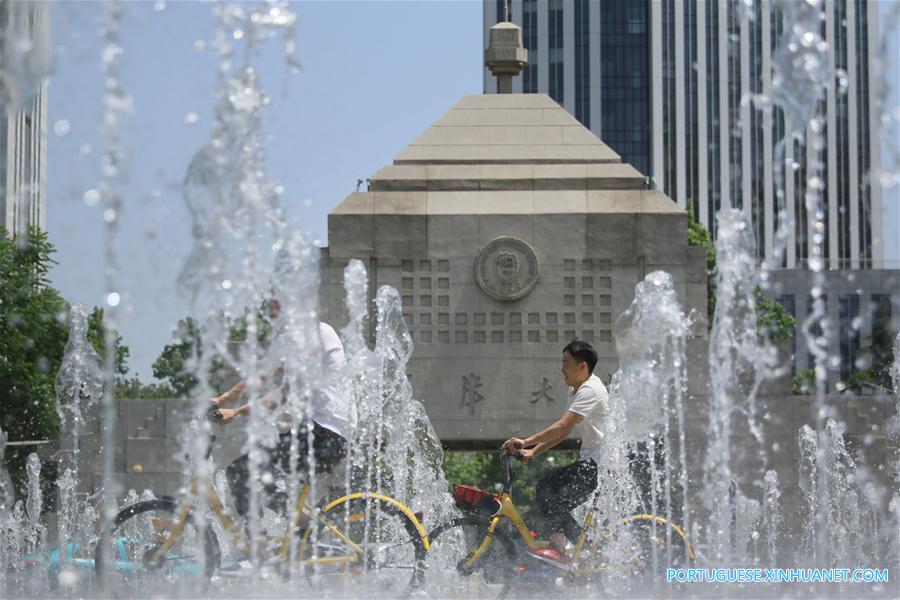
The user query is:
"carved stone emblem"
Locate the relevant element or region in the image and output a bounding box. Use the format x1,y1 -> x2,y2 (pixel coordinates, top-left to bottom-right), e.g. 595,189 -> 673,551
475,237 -> 539,301
496,253 -> 519,283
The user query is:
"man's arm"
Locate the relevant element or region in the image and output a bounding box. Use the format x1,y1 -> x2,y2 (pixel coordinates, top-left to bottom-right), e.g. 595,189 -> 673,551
217,387 -> 284,424
213,380 -> 247,407
213,366 -> 285,407
502,411 -> 583,460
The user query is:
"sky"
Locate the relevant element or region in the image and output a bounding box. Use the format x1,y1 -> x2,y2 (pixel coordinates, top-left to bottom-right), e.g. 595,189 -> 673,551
47,0 -> 484,380
44,0 -> 900,381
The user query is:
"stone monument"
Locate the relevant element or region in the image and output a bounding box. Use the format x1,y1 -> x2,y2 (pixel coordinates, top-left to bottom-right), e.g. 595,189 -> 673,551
320,19 -> 707,445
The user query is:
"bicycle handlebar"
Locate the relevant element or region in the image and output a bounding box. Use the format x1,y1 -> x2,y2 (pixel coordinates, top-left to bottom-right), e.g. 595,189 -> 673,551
499,442 -> 525,494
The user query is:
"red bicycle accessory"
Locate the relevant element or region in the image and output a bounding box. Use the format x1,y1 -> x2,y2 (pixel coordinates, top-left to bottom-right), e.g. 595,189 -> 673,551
453,485 -> 502,516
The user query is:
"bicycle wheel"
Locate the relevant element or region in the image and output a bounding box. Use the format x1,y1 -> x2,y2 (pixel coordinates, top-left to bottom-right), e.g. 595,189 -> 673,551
304,495 -> 427,593
427,516 -> 518,599
94,498 -> 221,596
577,514 -> 693,579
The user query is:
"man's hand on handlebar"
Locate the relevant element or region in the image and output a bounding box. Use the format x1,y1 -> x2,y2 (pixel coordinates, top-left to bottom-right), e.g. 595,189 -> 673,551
216,407 -> 242,425
501,437 -> 526,453
517,448 -> 535,462
501,438 -> 535,462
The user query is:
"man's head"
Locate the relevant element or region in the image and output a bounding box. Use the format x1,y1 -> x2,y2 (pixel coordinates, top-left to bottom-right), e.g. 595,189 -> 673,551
561,339 -> 597,387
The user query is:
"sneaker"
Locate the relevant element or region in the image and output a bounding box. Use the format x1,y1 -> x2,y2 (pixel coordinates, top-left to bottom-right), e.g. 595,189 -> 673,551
526,548 -> 572,572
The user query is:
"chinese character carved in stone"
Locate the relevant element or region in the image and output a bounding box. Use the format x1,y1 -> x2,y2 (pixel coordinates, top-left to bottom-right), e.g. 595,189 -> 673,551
461,373 -> 485,414
530,376 -> 555,404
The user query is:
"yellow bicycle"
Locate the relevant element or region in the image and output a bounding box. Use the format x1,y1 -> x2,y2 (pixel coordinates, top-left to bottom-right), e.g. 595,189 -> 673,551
93,419 -> 429,595
428,453 -> 695,597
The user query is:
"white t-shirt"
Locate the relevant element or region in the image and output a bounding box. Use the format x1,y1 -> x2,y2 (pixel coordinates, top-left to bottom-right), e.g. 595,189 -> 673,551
311,322 -> 357,440
567,373 -> 610,460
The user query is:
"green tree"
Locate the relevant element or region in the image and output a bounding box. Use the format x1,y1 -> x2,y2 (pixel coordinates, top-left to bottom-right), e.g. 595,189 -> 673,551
755,289 -> 796,342
442,450 -> 578,527
686,208 -> 717,325
86,306 -> 129,377
847,300 -> 896,394
151,317 -> 202,397
0,227 -> 146,503
0,227 -> 67,502
152,306 -> 276,397
115,375 -> 176,400
792,368 -> 816,395
686,210 -> 795,342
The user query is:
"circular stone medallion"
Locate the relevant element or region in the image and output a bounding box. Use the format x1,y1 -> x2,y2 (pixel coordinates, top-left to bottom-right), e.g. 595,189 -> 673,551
475,237 -> 539,301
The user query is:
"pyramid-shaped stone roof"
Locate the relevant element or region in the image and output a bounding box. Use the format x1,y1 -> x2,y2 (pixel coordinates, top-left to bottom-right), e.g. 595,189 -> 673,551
331,94 -> 681,215
393,94 -> 620,165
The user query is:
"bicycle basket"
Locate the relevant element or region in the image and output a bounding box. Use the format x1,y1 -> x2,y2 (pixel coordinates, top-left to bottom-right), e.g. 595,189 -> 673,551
453,485 -> 502,516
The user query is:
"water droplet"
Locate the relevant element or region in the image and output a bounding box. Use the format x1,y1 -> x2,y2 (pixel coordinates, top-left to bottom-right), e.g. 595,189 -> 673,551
184,111 -> 199,125
303,197 -> 313,208
58,568 -> 78,588
106,292 -> 120,307
101,44 -> 123,65
154,0 -> 166,11
221,279 -> 232,290
79,143 -> 93,156
83,189 -> 101,206
193,39 -> 206,51
233,29 -> 244,40
835,69 -> 849,95
103,208 -> 117,223
54,119 -> 71,137
851,316 -> 864,330
835,380 -> 846,391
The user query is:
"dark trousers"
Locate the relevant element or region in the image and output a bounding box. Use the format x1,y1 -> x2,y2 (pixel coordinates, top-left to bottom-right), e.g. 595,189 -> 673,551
536,458 -> 598,543
225,420 -> 347,518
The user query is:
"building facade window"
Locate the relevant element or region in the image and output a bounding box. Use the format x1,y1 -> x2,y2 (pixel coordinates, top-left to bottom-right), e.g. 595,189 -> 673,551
522,0 -> 538,93
855,0 -> 872,265
662,0 -> 677,194
777,294 -> 797,375
806,294 -> 828,370
482,0 -> 879,270
574,0 -> 590,127
600,0 -> 650,175
838,293 -> 861,382
548,0 -> 564,104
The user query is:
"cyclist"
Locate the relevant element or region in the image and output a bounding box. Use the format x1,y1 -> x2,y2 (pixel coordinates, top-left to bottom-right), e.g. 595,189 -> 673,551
501,339 -> 610,570
212,297 -> 356,521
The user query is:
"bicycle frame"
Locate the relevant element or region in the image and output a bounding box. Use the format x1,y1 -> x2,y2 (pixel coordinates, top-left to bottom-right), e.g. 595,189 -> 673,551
148,475 -> 429,571
462,456 -> 695,575
140,415 -> 429,574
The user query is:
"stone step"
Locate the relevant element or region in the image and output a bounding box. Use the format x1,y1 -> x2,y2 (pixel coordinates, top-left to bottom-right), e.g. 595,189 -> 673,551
130,405 -> 165,438
121,399 -> 160,426
135,413 -> 166,438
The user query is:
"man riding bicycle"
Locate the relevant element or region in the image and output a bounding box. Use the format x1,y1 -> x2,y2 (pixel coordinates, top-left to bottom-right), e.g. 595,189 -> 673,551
501,339 -> 610,570
212,297 -> 356,521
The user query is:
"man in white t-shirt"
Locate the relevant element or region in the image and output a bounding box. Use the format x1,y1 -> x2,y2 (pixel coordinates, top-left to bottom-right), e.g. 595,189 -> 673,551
502,339 -> 609,570
212,298 -> 356,518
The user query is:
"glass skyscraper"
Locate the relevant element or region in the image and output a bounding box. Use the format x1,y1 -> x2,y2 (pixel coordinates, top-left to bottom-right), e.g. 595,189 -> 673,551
0,1 -> 49,235
483,0 -> 885,270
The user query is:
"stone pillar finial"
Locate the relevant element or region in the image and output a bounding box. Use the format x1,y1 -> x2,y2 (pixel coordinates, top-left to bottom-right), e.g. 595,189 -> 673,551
484,19 -> 527,94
